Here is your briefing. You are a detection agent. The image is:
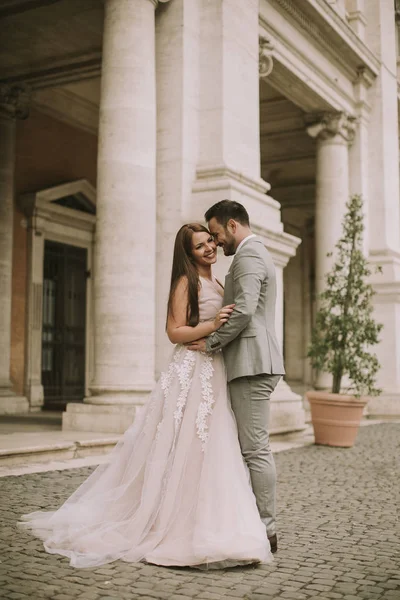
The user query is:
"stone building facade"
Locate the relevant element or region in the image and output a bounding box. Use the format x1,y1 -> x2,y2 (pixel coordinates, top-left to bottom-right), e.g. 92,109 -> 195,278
0,0 -> 399,433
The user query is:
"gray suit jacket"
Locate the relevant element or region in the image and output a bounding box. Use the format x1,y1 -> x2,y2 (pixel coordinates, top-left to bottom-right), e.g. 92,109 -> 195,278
206,236 -> 285,382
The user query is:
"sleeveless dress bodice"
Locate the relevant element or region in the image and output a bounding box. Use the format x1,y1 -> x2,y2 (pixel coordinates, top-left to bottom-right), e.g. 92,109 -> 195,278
198,276 -> 224,322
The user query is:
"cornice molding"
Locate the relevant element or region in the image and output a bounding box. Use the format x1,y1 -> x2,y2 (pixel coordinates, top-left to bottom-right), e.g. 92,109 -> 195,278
0,0 -> 61,18
269,0 -> 379,79
259,18 -> 354,113
260,97 -> 290,108
0,51 -> 102,91
0,83 -> 30,120
260,126 -> 308,140
32,86 -> 99,135
261,155 -> 315,169
118,0 -> 170,5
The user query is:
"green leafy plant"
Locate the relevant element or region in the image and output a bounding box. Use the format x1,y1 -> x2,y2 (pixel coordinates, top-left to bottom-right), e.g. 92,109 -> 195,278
307,194 -> 382,397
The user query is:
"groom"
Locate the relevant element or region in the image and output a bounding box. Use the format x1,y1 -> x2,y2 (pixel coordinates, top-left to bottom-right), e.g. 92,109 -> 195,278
187,200 -> 284,553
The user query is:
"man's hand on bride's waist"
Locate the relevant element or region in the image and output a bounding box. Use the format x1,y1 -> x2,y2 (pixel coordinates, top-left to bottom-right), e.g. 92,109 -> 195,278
185,305 -> 234,351
213,304 -> 235,331
185,338 -> 207,352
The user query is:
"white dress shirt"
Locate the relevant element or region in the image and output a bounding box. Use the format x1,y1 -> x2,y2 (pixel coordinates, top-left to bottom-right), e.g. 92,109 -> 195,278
236,234 -> 257,254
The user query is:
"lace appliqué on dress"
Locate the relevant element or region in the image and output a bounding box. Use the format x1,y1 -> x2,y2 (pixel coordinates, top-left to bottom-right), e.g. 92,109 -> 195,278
154,346 -> 197,440
173,351 -> 196,428
196,353 -> 215,451
154,346 -> 184,438
156,348 -> 197,499
151,346 -> 216,451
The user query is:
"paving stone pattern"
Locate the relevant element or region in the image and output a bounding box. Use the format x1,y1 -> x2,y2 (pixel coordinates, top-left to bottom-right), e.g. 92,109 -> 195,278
1,423 -> 399,600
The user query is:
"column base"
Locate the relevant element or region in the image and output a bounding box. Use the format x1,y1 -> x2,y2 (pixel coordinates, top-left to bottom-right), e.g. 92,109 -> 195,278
0,394 -> 29,415
62,402 -> 143,433
62,381 -> 307,435
25,383 -> 44,410
366,391 -> 400,419
270,379 -> 307,434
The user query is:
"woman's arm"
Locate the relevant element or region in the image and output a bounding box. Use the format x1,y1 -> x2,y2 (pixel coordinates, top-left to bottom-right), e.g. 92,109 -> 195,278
167,277 -> 233,344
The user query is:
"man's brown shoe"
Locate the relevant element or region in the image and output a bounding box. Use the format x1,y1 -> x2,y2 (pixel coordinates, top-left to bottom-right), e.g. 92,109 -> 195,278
268,534 -> 278,554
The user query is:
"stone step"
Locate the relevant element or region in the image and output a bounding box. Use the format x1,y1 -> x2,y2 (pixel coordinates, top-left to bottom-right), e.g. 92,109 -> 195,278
0,431 -> 121,467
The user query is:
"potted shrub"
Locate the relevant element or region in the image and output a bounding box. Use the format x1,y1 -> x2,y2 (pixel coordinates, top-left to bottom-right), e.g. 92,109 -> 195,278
307,194 -> 382,447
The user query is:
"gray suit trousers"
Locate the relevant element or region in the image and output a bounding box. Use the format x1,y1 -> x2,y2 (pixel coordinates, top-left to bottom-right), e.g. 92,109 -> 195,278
229,373 -> 281,536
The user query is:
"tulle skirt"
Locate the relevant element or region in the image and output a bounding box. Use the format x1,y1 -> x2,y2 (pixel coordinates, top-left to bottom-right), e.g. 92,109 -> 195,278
19,346 -> 272,569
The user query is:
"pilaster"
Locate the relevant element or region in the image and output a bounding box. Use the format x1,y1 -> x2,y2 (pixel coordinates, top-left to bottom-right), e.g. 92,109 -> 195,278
350,68 -> 373,254
259,233 -> 307,433
362,0 -> 400,416
0,84 -> 29,414
155,1 -> 306,433
365,0 -> 400,255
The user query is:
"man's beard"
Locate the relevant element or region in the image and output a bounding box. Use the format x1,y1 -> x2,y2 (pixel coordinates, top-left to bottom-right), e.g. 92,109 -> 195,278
222,234 -> 236,256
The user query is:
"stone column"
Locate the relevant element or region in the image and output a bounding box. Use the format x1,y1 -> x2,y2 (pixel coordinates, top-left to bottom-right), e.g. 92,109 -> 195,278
307,112 -> 356,389
0,84 -> 29,414
307,113 -> 355,302
63,0 -> 159,433
155,0 -> 199,376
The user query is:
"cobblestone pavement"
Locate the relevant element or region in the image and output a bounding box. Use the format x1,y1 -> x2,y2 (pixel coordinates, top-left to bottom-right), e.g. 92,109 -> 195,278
1,423 -> 399,600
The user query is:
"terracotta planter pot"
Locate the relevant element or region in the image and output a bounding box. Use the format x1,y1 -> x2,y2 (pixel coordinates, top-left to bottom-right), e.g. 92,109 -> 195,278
306,391 -> 367,448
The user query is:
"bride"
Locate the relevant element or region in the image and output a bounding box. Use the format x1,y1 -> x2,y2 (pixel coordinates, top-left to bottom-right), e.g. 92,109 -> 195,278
19,223 -> 273,569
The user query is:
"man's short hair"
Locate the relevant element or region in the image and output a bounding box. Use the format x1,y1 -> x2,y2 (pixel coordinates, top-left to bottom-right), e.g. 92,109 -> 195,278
204,200 -> 250,227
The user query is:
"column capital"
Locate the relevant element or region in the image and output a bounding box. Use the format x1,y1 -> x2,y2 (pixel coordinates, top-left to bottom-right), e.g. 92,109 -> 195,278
0,83 -> 30,120
305,112 -> 357,143
259,35 -> 274,79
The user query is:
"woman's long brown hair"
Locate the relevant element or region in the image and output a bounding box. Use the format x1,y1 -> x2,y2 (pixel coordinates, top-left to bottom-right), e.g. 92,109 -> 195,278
167,223 -> 211,328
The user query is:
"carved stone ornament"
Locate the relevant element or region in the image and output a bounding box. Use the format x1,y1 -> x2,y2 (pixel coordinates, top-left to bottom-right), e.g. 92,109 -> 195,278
259,35 -> 274,78
0,83 -> 30,120
355,66 -> 375,88
305,112 -> 357,143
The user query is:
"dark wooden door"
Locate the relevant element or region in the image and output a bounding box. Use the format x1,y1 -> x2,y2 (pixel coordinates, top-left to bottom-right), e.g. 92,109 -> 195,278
42,241 -> 87,410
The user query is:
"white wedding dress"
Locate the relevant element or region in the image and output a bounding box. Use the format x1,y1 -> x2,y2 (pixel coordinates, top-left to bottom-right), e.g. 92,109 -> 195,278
19,277 -> 272,569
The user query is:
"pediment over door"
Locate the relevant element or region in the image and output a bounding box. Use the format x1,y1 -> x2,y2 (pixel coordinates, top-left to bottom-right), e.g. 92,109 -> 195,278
18,179 -> 96,232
